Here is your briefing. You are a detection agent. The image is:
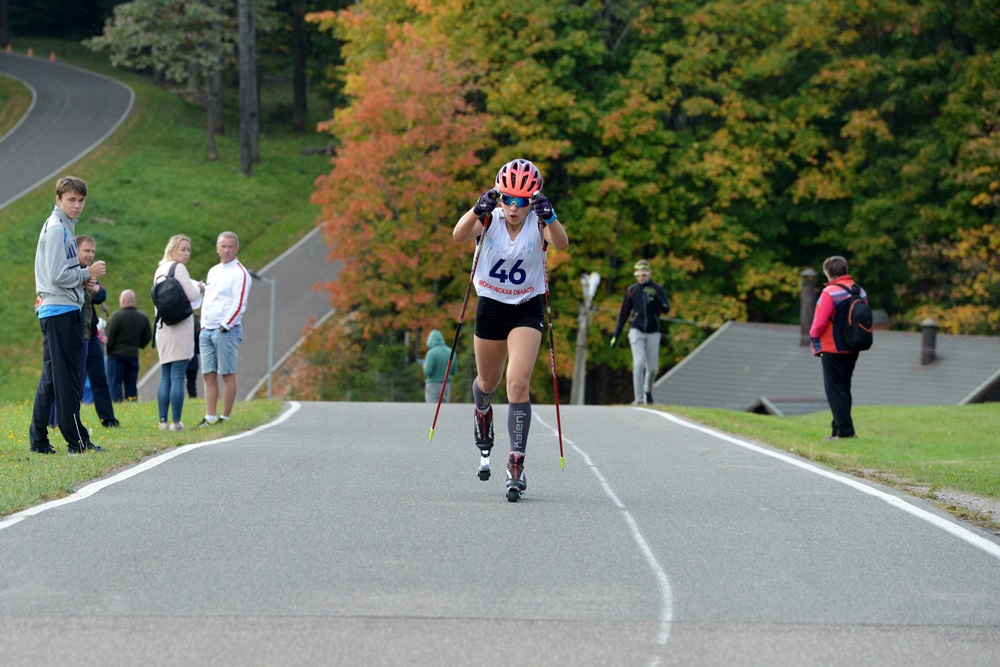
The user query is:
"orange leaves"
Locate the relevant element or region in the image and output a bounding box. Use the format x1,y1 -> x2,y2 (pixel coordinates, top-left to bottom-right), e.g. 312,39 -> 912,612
310,15 -> 490,345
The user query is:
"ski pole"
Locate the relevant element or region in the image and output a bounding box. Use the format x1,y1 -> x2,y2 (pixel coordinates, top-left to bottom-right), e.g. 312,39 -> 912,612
534,193 -> 565,469
429,192 -> 498,441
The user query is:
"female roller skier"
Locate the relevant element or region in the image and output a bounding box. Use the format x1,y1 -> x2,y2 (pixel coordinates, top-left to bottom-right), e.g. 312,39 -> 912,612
453,159 -> 569,501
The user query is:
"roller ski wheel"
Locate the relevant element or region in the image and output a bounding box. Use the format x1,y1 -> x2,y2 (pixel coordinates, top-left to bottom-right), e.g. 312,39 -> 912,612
505,453 -> 526,503
478,449 -> 491,481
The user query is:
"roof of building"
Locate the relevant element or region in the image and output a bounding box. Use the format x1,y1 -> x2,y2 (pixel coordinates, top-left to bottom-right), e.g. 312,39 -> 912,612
651,322 -> 1000,416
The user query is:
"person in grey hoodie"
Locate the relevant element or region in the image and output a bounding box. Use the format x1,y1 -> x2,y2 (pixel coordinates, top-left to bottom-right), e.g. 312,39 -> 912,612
29,176 -> 107,454
423,328 -> 456,403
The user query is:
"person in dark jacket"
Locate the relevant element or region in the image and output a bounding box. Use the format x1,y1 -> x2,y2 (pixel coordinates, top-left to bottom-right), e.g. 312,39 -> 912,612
77,235 -> 118,427
809,255 -> 867,440
611,259 -> 671,405
106,289 -> 152,402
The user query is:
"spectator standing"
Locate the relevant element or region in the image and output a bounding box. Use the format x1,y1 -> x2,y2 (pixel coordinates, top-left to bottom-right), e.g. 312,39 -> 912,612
106,289 -> 153,402
423,328 -> 456,403
153,235 -> 205,431
29,176 -> 106,454
198,231 -> 251,426
809,255 -> 866,440
611,259 -> 671,405
77,234 -> 119,427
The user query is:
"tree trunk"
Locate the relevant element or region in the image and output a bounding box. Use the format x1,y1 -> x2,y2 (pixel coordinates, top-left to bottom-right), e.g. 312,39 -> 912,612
210,69 -> 224,136
0,0 -> 9,48
206,108 -> 218,161
238,0 -> 259,176
291,0 -> 308,133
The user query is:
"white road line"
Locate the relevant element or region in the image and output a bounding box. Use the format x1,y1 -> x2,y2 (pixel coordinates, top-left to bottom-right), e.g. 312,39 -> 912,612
641,407 -> 1000,561
0,402 -> 301,532
535,414 -> 673,661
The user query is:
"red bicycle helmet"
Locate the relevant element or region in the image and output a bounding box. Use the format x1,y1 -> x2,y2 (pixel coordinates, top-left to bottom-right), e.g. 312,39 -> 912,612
495,159 -> 543,197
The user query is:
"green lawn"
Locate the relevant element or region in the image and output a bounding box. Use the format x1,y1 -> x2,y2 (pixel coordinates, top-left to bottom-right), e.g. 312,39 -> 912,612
0,73 -> 32,137
0,40 -> 331,403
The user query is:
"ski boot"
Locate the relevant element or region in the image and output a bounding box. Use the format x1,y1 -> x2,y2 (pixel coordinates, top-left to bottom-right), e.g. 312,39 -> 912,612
474,406 -> 494,481
505,453 -> 526,502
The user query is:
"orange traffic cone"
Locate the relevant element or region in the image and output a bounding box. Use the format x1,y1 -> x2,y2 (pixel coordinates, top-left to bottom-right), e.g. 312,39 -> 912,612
27,47 -> 33,57
49,51 -> 56,62
4,44 -> 11,53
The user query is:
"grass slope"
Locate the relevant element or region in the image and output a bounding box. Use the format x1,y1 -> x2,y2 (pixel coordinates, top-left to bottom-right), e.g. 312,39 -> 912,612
0,73 -> 32,137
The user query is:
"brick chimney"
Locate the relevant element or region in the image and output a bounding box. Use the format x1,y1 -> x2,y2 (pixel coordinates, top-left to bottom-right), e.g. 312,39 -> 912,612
800,268 -> 818,346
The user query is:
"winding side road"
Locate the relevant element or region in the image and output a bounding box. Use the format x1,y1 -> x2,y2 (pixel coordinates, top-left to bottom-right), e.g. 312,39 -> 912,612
0,52 -> 134,209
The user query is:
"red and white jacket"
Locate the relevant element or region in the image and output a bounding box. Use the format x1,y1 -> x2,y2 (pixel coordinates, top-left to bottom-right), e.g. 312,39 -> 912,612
809,275 -> 866,355
201,258 -> 251,330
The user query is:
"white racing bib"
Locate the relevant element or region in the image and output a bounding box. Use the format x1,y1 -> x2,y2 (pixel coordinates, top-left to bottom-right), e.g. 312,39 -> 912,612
473,210 -> 546,304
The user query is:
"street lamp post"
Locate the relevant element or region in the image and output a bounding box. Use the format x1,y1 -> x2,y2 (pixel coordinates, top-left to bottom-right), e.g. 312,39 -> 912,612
570,271 -> 601,406
249,270 -> 276,399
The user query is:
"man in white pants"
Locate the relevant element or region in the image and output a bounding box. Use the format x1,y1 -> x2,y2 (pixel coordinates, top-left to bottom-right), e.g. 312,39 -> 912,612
611,260 -> 671,405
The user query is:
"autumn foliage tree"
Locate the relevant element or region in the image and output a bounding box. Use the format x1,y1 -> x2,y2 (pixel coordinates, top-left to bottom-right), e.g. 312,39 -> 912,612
300,0 -> 1000,403
303,7 -> 490,400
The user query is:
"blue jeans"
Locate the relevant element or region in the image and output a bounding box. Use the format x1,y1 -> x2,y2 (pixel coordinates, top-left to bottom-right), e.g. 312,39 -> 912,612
158,360 -> 189,423
107,354 -> 140,402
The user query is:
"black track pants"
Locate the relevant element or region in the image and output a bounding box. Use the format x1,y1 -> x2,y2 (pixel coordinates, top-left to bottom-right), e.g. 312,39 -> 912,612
821,351 -> 859,438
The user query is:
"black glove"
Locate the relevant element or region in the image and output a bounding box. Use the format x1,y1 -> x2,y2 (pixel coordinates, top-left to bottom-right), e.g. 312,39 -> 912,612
473,189 -> 499,218
531,192 -> 556,223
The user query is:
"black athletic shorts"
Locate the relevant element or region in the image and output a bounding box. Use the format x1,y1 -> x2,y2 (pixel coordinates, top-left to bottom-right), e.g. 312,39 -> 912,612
475,295 -> 545,340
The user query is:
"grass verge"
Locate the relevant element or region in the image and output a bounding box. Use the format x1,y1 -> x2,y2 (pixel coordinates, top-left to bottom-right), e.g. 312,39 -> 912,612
0,397 -> 285,518
0,73 -> 33,138
662,403 -> 1000,534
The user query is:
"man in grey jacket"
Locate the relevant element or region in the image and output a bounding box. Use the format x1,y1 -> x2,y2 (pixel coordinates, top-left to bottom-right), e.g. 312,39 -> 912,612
29,176 -> 107,454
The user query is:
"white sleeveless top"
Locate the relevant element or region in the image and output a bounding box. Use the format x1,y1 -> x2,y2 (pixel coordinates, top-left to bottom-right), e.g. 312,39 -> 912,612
472,209 -> 546,304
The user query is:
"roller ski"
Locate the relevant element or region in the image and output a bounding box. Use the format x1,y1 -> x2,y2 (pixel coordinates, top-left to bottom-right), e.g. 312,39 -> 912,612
505,453 -> 526,502
474,407 -> 494,481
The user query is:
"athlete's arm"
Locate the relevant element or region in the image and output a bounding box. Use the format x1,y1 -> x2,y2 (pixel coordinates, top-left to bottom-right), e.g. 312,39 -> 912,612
453,209 -> 485,243
541,219 -> 568,251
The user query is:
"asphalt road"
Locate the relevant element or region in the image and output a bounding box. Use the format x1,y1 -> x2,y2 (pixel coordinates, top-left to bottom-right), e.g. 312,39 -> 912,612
0,52 -> 134,210
1,403 -> 998,666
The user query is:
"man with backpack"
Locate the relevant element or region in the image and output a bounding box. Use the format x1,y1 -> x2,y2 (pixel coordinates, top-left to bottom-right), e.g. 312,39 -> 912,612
809,255 -> 873,441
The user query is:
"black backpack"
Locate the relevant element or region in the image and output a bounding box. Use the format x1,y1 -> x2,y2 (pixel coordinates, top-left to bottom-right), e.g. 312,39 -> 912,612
837,284 -> 873,351
151,262 -> 194,328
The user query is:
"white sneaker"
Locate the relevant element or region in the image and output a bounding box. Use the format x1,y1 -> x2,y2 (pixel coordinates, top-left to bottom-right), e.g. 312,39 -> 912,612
169,422 -> 184,432
158,420 -> 168,430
